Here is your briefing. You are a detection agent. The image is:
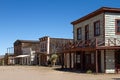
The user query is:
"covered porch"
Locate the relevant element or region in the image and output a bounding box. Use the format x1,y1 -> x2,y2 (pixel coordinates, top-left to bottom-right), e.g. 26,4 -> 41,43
59,38 -> 120,73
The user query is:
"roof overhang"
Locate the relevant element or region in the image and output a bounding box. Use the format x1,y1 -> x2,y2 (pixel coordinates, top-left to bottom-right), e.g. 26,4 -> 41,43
71,7 -> 120,25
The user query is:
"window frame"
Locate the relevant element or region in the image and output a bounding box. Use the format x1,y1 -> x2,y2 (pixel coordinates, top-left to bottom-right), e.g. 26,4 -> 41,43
115,19 -> 120,34
94,20 -> 100,36
85,24 -> 89,40
77,27 -> 82,40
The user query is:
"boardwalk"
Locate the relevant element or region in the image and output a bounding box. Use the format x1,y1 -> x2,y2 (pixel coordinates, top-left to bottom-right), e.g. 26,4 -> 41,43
0,66 -> 120,80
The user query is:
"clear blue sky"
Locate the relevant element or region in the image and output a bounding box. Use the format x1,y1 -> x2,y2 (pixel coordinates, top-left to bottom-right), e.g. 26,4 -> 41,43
0,0 -> 120,55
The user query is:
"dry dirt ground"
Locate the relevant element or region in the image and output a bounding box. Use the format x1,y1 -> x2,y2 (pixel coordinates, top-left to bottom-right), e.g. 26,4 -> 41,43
0,66 -> 120,80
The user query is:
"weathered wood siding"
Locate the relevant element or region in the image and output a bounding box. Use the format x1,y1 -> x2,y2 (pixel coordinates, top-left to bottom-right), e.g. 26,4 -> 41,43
73,13 -> 104,41
105,12 -> 120,46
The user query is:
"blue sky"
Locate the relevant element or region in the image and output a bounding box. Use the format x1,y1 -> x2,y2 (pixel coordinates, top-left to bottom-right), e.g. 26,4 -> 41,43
0,0 -> 120,55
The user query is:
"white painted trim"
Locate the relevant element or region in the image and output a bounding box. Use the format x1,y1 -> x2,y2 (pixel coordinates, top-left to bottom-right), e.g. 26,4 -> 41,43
47,37 -> 50,54
105,69 -> 115,73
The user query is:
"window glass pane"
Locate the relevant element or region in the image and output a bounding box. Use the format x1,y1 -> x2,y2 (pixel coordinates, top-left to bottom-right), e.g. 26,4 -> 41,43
94,21 -> 100,36
85,25 -> 89,40
76,55 -> 80,63
77,28 -> 82,40
117,20 -> 120,27
91,53 -> 94,64
117,20 -> 120,32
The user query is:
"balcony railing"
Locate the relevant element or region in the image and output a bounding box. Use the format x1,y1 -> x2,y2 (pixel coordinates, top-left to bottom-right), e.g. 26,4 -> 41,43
58,37 -> 120,52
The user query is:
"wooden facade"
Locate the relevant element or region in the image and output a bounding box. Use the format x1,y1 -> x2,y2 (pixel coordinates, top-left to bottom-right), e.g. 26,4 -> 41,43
4,53 -> 15,65
36,36 -> 73,66
14,40 -> 39,65
60,7 -> 120,73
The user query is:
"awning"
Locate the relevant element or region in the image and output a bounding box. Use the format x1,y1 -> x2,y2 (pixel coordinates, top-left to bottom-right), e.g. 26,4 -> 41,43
15,55 -> 30,58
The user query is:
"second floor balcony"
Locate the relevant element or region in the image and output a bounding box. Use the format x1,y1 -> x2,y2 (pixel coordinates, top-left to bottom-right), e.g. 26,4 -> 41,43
58,37 -> 120,53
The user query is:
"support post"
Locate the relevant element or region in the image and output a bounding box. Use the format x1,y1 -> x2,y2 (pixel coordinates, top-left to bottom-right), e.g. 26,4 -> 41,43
81,51 -> 83,71
61,53 -> 64,68
69,52 -> 72,69
96,50 -> 98,73
65,53 -> 67,68
73,52 -> 76,69
104,50 -> 106,73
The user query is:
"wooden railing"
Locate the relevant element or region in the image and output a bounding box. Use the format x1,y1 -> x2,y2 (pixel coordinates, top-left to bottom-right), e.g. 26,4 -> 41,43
60,38 -> 99,51
63,38 -> 103,49
56,37 -> 120,53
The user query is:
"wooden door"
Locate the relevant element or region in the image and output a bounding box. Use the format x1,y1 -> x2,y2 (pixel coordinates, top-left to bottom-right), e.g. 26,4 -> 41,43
76,52 -> 81,69
98,52 -> 101,72
84,54 -> 91,71
115,50 -> 120,73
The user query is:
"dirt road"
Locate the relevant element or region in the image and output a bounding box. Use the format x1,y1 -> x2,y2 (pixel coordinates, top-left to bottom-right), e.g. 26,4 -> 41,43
0,66 -> 120,80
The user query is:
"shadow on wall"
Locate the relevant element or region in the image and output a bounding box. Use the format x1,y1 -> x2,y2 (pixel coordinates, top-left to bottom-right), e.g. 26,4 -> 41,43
112,78 -> 120,80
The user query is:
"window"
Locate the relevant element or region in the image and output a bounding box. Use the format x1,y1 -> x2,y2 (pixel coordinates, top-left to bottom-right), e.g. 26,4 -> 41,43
116,19 -> 120,34
91,53 -> 94,64
76,55 -> 80,63
85,54 -> 91,64
94,21 -> 100,36
77,28 -> 82,40
85,25 -> 89,40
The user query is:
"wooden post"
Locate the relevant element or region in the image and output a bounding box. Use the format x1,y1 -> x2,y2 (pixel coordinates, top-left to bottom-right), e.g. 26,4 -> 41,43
65,53 -> 67,68
61,53 -> 64,68
96,38 -> 98,47
69,52 -> 72,69
104,50 -> 106,73
73,52 -> 76,69
95,50 -> 98,73
81,51 -> 83,71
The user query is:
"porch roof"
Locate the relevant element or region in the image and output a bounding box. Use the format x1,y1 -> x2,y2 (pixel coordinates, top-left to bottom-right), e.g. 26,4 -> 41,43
15,55 -> 30,58
60,46 -> 120,53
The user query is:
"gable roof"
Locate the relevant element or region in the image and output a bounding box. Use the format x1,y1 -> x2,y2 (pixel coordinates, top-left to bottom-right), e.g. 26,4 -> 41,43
16,40 -> 39,43
14,40 -> 39,45
71,7 -> 120,25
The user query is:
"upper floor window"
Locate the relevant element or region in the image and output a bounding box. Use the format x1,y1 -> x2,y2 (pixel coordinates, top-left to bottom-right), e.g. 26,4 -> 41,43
85,25 -> 89,40
77,28 -> 82,40
116,19 -> 120,34
94,21 -> 100,36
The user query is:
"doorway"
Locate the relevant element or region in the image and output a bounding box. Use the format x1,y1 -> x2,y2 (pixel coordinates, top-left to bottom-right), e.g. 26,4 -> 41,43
115,50 -> 120,73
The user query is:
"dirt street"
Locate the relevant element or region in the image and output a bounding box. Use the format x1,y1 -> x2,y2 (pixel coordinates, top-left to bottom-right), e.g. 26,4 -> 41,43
0,66 -> 120,80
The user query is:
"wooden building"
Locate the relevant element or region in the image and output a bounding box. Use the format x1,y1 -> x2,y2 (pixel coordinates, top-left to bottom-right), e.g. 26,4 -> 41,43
0,55 -> 5,65
61,7 -> 120,73
36,36 -> 73,66
14,40 -> 39,65
4,53 -> 15,65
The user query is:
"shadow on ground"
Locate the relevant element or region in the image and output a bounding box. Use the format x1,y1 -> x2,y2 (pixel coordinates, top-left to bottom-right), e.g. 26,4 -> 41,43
53,68 -> 87,74
112,78 -> 120,80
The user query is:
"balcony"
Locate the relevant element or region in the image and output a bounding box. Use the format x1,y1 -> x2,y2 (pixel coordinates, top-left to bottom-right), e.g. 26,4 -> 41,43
58,38 -> 120,53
